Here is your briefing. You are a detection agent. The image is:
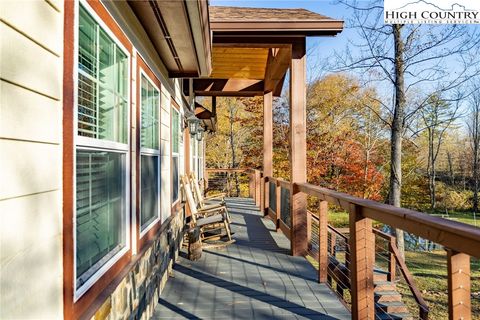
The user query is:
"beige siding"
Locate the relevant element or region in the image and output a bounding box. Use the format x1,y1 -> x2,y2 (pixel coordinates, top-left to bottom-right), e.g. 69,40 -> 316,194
160,89 -> 171,222
0,0 -> 63,318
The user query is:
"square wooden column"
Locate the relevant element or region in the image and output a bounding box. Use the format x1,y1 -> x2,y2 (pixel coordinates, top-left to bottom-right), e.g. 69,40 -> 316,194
289,38 -> 308,256
263,91 -> 273,216
447,249 -> 471,320
349,204 -> 375,320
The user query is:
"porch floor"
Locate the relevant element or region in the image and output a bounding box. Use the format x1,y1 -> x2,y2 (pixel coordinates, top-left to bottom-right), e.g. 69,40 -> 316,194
153,198 -> 350,320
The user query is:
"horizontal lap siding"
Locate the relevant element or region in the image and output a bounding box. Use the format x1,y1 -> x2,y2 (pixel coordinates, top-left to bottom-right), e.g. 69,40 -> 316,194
0,1 -> 63,319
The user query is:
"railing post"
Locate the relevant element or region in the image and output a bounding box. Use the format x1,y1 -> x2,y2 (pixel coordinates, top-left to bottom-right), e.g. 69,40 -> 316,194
388,239 -> 396,282
255,170 -> 261,207
262,177 -> 269,216
447,249 -> 471,320
318,200 -> 328,283
349,203 -> 375,320
248,172 -> 254,198
260,177 -> 265,214
291,183 -> 307,256
307,211 -> 312,244
275,181 -> 281,231
204,170 -> 209,191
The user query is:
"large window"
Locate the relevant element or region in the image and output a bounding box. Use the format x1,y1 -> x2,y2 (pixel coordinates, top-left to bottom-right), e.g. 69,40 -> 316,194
75,4 -> 129,297
172,108 -> 180,203
140,73 -> 160,232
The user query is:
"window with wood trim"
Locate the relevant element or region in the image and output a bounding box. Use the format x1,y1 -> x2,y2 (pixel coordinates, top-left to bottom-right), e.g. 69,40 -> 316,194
75,3 -> 130,298
140,72 -> 160,232
172,107 -> 180,203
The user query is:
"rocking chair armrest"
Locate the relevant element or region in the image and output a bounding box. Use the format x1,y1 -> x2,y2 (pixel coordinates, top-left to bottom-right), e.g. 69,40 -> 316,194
201,203 -> 226,211
198,206 -> 225,215
204,193 -> 226,200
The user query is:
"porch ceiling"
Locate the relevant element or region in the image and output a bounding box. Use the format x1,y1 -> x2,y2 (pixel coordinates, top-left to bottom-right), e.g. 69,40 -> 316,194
211,47 -> 269,80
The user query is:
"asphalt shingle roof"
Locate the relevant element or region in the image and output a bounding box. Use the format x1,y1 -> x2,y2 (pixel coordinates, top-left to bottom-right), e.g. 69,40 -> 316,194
209,6 -> 335,22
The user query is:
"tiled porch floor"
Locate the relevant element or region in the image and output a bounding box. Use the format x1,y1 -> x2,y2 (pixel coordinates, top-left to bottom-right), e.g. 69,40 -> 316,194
153,198 -> 350,319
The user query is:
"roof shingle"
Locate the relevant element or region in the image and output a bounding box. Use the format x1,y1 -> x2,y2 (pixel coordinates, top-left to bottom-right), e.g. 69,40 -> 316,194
209,6 -> 335,22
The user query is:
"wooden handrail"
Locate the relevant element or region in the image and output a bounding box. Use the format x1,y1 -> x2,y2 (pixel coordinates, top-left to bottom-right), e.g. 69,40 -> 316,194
205,168 -> 249,173
390,238 -> 430,319
296,182 -> 480,258
372,228 -> 393,241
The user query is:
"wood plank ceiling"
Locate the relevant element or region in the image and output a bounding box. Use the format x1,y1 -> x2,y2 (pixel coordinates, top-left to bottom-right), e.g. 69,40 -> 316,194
210,47 -> 269,80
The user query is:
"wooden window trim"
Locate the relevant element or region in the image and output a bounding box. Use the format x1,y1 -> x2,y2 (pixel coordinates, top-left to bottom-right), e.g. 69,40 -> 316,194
136,55 -> 163,252
63,1 -> 134,318
171,100 -> 181,211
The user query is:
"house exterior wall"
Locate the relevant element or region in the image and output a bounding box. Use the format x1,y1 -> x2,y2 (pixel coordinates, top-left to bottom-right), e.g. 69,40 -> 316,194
0,1 -> 64,319
1,1 -> 193,319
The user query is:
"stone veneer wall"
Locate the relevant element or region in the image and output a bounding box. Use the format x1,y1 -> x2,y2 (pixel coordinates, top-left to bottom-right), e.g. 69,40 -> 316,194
91,210 -> 185,320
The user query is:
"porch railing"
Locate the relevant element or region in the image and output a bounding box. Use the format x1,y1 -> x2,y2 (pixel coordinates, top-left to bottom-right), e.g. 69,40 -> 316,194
205,168 -> 480,320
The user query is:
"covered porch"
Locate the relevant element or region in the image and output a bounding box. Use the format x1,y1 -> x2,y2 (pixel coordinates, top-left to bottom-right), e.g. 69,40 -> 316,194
154,198 -> 350,320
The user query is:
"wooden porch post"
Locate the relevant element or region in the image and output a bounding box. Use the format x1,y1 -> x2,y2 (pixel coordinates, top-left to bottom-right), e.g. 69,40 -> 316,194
289,38 -> 307,256
263,91 -> 273,216
255,170 -> 261,207
349,204 -> 375,320
447,249 -> 471,320
318,201 -> 328,283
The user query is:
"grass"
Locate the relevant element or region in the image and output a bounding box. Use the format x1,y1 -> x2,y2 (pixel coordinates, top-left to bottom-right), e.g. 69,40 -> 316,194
428,210 -> 479,227
399,250 -> 480,320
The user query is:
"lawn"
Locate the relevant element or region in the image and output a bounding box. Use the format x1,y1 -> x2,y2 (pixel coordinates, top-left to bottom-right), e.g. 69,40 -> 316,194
400,250 -> 480,320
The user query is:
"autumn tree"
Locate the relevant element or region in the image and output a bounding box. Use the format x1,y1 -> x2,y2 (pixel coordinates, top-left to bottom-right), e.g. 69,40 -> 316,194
467,83 -> 480,215
335,0 -> 480,257
419,94 -> 459,209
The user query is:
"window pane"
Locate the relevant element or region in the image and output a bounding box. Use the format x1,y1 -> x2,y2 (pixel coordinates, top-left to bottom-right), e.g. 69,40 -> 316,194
76,150 -> 126,287
141,75 -> 159,149
79,8 -> 96,76
172,156 -> 179,202
141,155 -> 159,229
77,5 -> 128,143
172,109 -> 179,153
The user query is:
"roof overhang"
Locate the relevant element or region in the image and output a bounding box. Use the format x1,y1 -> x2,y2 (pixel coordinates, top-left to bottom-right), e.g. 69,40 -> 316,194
128,0 -> 212,77
210,20 -> 344,37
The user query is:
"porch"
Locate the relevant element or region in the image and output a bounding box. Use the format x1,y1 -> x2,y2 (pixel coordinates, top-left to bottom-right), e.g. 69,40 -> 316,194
154,198 -> 350,320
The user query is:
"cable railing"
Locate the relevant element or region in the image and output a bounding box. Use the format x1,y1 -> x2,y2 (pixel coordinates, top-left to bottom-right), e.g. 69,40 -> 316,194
205,168 -> 480,319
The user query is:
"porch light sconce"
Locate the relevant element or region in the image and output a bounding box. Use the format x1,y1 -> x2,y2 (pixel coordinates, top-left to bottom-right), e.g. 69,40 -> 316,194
187,115 -> 200,136
196,127 -> 204,141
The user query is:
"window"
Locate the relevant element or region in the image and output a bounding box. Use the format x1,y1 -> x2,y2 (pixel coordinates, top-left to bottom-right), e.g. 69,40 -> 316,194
172,108 -> 180,203
75,4 -> 129,297
140,73 -> 160,232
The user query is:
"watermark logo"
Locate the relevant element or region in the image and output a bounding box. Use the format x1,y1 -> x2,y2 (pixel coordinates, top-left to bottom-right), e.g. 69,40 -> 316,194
384,0 -> 480,24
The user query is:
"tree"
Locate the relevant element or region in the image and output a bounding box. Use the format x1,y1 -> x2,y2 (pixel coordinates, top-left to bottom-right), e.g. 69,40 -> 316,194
467,83 -> 480,215
420,94 -> 459,209
335,0 -> 480,257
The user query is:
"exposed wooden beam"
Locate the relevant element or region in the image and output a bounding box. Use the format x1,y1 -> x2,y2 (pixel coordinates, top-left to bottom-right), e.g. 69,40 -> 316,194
186,78 -> 265,97
195,91 -> 263,97
264,47 -> 291,93
289,38 -> 307,257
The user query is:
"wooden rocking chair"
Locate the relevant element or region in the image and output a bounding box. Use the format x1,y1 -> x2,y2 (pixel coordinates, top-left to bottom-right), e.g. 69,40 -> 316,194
188,173 -> 231,223
182,176 -> 233,243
